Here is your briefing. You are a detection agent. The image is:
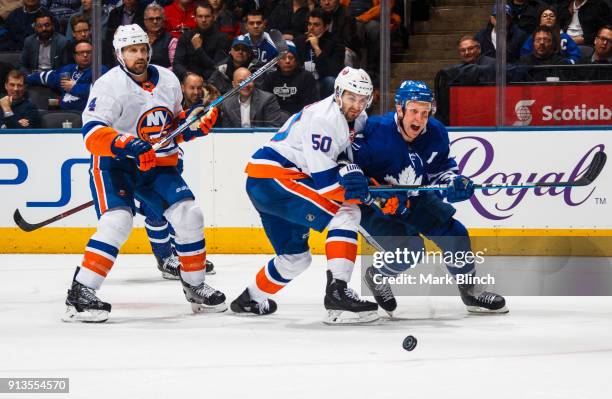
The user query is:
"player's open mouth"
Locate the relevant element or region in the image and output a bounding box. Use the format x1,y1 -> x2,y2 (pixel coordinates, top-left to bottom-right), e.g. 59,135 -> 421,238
409,124 -> 420,132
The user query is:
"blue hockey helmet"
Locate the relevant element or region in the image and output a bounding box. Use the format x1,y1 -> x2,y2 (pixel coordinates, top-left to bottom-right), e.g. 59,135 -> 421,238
394,80 -> 434,109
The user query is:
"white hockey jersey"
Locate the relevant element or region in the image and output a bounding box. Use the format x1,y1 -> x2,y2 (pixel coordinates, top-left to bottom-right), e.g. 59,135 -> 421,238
245,95 -> 367,201
81,65 -> 183,166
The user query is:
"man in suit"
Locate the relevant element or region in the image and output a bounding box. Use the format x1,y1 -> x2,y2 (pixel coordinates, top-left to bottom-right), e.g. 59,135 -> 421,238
220,67 -> 288,128
19,10 -> 69,74
103,0 -> 145,67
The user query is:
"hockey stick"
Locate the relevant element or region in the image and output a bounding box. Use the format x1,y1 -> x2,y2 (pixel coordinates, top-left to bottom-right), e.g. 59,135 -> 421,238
13,200 -> 95,232
153,29 -> 289,150
369,151 -> 607,193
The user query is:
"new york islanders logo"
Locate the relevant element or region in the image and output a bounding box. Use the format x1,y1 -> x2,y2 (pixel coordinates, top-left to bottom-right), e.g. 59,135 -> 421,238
137,107 -> 174,144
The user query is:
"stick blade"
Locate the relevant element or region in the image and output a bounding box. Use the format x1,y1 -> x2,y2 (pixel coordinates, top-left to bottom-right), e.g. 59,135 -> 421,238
269,29 -> 289,54
13,209 -> 37,232
580,151 -> 607,185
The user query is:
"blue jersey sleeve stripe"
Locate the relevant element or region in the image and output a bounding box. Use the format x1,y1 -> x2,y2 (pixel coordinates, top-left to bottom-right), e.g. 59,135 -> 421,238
252,147 -> 300,170
82,121 -> 108,138
311,166 -> 340,190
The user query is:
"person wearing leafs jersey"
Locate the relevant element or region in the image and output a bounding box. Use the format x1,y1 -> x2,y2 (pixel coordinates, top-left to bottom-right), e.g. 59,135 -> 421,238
62,24 -> 226,324
351,80 -> 508,317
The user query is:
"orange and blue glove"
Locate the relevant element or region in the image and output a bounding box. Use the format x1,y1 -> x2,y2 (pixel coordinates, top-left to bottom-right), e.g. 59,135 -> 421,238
111,134 -> 156,171
180,105 -> 218,142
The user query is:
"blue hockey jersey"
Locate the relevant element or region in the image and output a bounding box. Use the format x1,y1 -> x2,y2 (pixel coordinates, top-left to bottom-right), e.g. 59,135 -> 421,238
351,112 -> 458,187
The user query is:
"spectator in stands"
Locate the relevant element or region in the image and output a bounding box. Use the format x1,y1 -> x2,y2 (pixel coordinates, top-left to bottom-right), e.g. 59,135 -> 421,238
20,10 -> 69,74
519,25 -> 569,64
144,2 -> 178,69
26,40 -> 106,110
209,35 -> 262,94
210,0 -> 240,40
239,9 -> 279,63
5,0 -> 46,50
0,70 -> 40,129
320,0 -> 361,67
66,0 -> 109,41
103,0 -> 145,66
181,71 -> 204,108
0,61 -> 13,92
220,66 -> 287,127
508,0 -> 547,34
294,8 -> 344,96
173,1 -> 230,80
520,6 -> 581,64
66,16 -> 91,63
267,0 -> 310,40
345,0 -> 401,76
581,24 -> 612,62
558,0 -> 611,45
475,5 -> 528,63
262,40 -> 318,115
457,35 -> 495,65
164,0 -> 197,39
43,0 -> 81,33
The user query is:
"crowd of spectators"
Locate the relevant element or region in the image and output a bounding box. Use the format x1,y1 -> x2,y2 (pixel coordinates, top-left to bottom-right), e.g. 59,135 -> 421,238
1,1 -> 609,129
1,0 -> 409,129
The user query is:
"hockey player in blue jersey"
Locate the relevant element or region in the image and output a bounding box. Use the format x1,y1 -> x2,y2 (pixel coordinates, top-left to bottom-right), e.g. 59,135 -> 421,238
352,80 -> 508,316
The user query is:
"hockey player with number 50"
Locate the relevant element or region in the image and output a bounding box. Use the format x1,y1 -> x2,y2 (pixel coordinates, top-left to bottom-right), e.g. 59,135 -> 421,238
352,80 -> 508,316
231,67 -> 381,324
62,24 -> 226,323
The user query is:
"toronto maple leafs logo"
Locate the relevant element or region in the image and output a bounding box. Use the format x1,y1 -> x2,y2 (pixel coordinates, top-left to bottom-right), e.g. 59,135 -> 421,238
384,165 -> 423,197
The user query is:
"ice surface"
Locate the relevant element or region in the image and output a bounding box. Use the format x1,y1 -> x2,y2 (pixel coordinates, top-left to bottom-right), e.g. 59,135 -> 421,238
1,254 -> 611,399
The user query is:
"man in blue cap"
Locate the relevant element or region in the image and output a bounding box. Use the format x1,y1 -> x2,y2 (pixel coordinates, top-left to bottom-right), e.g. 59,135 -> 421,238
475,4 -> 528,63
208,35 -> 263,94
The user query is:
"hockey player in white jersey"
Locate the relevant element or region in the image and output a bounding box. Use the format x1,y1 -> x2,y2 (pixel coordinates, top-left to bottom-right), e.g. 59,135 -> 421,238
231,67 -> 380,324
62,25 -> 226,323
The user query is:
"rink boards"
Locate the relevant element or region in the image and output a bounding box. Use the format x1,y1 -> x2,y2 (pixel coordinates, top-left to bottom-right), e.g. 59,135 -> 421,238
0,127 -> 610,255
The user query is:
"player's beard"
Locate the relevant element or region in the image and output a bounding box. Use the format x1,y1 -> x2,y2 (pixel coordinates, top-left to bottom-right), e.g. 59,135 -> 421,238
128,60 -> 148,76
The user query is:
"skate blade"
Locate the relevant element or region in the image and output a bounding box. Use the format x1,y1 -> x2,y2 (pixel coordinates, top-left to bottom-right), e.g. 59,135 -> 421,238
191,302 -> 228,314
323,310 -> 381,325
61,306 -> 109,323
205,270 -> 217,275
161,272 -> 180,280
466,305 -> 509,314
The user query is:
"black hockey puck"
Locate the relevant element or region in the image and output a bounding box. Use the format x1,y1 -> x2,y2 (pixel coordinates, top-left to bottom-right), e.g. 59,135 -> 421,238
402,335 -> 417,351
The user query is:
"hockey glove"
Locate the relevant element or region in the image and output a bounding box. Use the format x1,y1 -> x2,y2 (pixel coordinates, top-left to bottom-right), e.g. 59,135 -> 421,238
180,105 -> 218,142
446,175 -> 474,203
338,164 -> 374,205
111,134 -> 157,171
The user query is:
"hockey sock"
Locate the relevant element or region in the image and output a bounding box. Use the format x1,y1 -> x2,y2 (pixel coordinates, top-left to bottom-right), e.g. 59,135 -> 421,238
248,252 -> 312,302
145,217 -> 172,260
326,229 -> 358,282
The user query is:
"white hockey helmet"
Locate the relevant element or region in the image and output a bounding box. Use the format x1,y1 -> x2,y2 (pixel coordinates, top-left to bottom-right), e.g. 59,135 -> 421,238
334,67 -> 373,108
113,24 -> 152,74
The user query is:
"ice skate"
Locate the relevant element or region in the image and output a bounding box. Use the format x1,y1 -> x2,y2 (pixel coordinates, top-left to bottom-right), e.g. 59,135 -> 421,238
230,288 -> 277,315
324,271 -> 380,325
362,266 -> 397,317
156,254 -> 181,280
62,280 -> 111,323
458,282 -> 508,314
181,277 -> 227,313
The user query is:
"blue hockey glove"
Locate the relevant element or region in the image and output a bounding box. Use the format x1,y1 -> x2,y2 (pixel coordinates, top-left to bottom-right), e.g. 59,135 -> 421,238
338,164 -> 373,204
111,134 -> 156,171
446,175 -> 474,203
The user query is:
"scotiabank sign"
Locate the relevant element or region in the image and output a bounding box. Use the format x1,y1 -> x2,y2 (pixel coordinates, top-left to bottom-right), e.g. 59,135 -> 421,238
450,84 -> 612,126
